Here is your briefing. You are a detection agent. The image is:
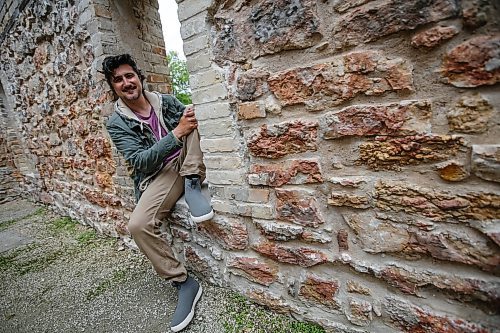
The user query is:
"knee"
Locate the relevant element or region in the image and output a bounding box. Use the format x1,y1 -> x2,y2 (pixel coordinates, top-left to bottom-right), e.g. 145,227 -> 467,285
128,213 -> 147,237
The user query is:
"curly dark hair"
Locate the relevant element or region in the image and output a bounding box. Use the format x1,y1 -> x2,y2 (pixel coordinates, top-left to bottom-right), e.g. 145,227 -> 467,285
101,54 -> 146,92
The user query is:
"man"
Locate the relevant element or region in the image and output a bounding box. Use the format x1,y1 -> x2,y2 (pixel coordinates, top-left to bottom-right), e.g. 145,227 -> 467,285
102,54 -> 213,332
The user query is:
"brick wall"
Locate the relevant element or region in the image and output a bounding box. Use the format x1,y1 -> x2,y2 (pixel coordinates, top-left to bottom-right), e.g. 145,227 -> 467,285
0,0 -> 499,332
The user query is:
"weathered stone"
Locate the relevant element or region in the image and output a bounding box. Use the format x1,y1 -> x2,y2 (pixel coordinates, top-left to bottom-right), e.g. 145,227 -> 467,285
253,241 -> 328,267
299,274 -> 341,310
255,219 -> 304,241
347,280 -> 371,296
332,0 -> 458,49
333,0 -> 372,13
213,0 -> 321,63
247,120 -> 318,158
358,135 -> 467,170
268,51 -> 413,110
472,145 -> 500,183
462,0 -> 490,29
376,265 -> 500,308
236,69 -> 270,101
84,137 -> 112,159
275,188 -> 324,227
337,229 -> 349,251
436,160 -> 469,182
197,215 -> 248,250
384,296 -> 496,333
345,297 -> 373,326
238,101 -> 266,120
228,256 -> 278,286
447,94 -> 494,133
329,193 -> 371,209
411,25 -> 459,48
329,176 -> 372,188
248,159 -> 323,187
344,214 -> 410,253
323,100 -> 432,139
83,189 -> 121,208
441,35 -> 500,87
375,180 -> 500,222
245,289 -> 291,314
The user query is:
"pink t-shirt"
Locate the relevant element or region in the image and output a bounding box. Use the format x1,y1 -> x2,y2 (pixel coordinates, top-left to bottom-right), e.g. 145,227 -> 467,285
136,107 -> 181,165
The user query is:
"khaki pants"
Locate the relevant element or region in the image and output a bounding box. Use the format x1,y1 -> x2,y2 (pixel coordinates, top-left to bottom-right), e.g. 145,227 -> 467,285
128,129 -> 205,282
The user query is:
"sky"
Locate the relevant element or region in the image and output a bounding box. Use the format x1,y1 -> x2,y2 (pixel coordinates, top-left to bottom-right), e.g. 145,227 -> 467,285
158,0 -> 186,60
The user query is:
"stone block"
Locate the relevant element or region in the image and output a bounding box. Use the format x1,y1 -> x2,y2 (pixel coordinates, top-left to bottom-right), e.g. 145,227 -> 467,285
198,119 -> 236,137
329,193 -> 372,209
435,160 -> 469,182
238,101 -> 266,120
411,25 -> 459,48
323,100 -> 432,139
200,137 -> 240,153
299,274 -> 341,310
197,215 -> 248,250
247,120 -> 318,158
183,33 -> 209,56
268,51 -> 413,110
180,13 -> 207,40
275,188 -> 324,227
345,298 -> 373,326
447,94 -> 494,134
248,159 -> 323,187
471,145 -> 500,183
254,219 -> 304,241
205,169 -> 246,185
178,0 -> 211,21
227,256 -> 278,286
203,154 -> 244,170
332,0 -> 458,49
252,241 -> 328,267
190,68 -> 223,90
194,102 -> 232,121
191,83 -> 227,104
442,35 -> 500,87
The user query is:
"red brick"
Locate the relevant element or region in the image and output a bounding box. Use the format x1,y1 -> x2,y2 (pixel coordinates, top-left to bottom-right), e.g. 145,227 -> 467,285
228,257 -> 278,286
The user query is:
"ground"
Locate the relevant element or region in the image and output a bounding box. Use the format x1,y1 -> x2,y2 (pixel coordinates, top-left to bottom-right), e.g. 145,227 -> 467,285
0,199 -> 325,333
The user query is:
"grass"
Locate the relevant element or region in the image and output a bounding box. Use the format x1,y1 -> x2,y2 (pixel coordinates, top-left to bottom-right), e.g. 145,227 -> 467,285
0,244 -> 66,275
223,292 -> 325,333
85,268 -> 127,301
0,207 -> 46,231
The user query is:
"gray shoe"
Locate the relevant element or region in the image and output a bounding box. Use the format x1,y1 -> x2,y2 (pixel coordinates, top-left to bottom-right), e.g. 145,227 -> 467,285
184,177 -> 214,223
170,276 -> 203,332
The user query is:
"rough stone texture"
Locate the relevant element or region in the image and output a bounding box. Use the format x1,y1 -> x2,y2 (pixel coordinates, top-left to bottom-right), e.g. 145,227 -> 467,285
247,120 -> 318,158
375,180 -> 500,223
447,94 -> 494,133
436,160 -> 470,182
197,215 -> 249,250
268,51 -> 414,110
323,100 -> 432,139
345,297 -> 373,326
441,35 -> 500,87
411,25 -> 460,48
358,135 -> 467,170
471,145 -> 500,183
227,256 -> 278,286
275,188 -> 324,227
212,0 -> 321,63
299,274 -> 341,310
252,241 -> 328,267
332,0 -> 459,49
248,159 -> 323,187
3,0 -> 500,332
384,296 -> 496,333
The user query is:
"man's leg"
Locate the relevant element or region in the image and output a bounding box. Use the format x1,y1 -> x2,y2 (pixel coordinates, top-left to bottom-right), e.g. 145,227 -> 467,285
174,129 -> 214,222
128,164 -> 187,282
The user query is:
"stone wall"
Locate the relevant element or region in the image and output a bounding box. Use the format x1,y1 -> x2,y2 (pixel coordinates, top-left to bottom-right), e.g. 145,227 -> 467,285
0,0 -> 499,332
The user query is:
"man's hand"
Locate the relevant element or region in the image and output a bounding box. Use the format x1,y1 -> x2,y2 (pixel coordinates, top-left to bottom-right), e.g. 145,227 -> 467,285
172,105 -> 198,139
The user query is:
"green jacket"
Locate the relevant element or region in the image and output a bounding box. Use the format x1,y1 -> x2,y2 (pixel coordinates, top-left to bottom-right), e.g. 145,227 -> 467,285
106,91 -> 186,202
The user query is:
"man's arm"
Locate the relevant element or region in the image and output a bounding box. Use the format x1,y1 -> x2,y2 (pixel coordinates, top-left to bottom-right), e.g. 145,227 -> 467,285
106,119 -> 182,174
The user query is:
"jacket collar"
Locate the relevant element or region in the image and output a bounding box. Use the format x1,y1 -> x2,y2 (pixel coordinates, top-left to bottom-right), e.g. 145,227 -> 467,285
114,90 -> 162,122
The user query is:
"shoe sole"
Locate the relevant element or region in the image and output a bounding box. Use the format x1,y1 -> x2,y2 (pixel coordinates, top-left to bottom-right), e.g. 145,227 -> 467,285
190,209 -> 214,223
170,285 -> 203,332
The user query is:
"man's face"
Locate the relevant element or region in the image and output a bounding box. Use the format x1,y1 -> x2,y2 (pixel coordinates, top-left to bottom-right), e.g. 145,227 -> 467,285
111,64 -> 143,101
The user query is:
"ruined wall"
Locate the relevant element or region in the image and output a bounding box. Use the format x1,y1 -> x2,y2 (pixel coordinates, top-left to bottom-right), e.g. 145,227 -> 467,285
1,0 -> 499,332
171,0 -> 500,332
0,0 -> 170,235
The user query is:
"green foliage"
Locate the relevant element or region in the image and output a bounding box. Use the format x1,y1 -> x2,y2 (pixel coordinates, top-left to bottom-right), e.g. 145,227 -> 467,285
85,269 -> 127,301
223,292 -> 325,333
166,51 -> 192,105
76,230 -> 97,245
51,217 -> 77,231
0,207 -> 46,231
